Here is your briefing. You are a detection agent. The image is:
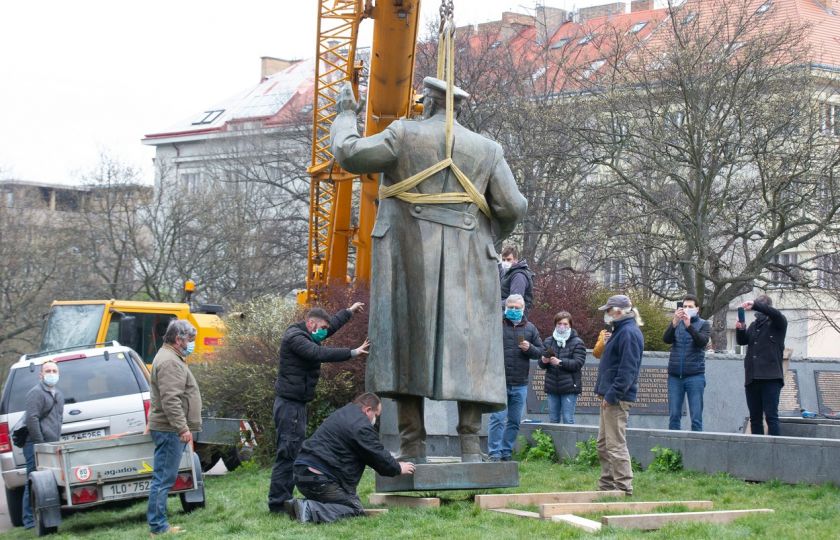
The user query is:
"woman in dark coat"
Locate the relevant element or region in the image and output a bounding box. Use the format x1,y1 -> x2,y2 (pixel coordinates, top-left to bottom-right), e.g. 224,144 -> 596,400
539,311 -> 587,424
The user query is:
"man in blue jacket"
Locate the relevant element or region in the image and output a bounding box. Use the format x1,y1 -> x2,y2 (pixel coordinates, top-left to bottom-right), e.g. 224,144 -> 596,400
595,295 -> 644,495
663,294 -> 711,431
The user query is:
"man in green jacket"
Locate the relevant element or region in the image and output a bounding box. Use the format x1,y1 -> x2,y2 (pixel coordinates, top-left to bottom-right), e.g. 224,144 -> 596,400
147,319 -> 202,535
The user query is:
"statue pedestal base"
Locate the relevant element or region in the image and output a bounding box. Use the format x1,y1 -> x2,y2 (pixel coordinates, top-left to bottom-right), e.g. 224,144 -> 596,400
375,462 -> 519,492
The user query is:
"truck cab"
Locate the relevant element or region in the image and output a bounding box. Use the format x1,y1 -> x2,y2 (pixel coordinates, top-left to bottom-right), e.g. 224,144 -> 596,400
39,300 -> 225,365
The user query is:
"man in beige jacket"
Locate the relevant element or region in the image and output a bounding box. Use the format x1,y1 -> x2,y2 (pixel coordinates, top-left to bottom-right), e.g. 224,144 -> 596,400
147,320 -> 202,535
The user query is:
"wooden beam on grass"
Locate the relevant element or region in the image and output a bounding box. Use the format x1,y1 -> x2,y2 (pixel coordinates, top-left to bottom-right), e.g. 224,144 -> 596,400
475,491 -> 625,509
602,509 -> 774,530
369,493 -> 441,508
550,514 -> 603,533
540,500 -> 713,518
488,508 -> 543,520
363,508 -> 389,516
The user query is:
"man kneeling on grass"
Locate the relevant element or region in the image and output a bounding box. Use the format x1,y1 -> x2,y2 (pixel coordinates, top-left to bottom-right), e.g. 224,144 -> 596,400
283,393 -> 416,523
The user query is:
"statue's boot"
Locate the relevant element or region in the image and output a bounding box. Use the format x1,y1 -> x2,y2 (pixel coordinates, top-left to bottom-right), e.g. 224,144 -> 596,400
396,395 -> 427,464
458,402 -> 484,463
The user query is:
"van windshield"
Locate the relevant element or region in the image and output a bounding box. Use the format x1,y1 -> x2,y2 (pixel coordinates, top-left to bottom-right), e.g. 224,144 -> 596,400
40,304 -> 105,352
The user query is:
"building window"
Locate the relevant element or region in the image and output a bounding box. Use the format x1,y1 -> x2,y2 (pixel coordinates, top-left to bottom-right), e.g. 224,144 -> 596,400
820,103 -> 840,136
604,258 -> 626,288
550,37 -> 571,49
629,21 -> 648,34
770,252 -> 798,288
818,254 -> 840,289
578,34 -> 594,45
755,1 -> 772,14
180,172 -> 201,192
681,12 -> 697,25
489,40 -> 502,49
583,59 -> 606,78
3,190 -> 12,208
531,67 -> 547,80
192,109 -> 225,126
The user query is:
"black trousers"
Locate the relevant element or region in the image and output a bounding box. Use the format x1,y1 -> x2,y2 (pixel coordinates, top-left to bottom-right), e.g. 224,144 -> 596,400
294,465 -> 365,524
745,379 -> 783,436
267,396 -> 306,510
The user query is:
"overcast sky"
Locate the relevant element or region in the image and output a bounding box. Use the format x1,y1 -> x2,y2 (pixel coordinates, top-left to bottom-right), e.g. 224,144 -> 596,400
0,0 -> 616,185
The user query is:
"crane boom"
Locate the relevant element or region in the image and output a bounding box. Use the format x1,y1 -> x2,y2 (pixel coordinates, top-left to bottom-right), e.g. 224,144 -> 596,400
303,0 -> 422,302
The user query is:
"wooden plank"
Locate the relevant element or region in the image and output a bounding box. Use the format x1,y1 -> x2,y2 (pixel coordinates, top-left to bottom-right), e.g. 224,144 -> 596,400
369,493 -> 441,508
602,509 -> 774,530
363,508 -> 389,516
475,491 -> 625,509
488,508 -> 543,520
551,514 -> 603,533
540,500 -> 713,518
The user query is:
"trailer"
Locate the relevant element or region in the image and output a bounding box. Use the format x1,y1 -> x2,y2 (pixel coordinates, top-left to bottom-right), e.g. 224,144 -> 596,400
28,433 -> 205,536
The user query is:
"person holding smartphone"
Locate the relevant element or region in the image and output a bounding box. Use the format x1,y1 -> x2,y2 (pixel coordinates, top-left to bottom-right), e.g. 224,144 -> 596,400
735,295 -> 788,436
539,311 -> 586,424
663,294 -> 711,432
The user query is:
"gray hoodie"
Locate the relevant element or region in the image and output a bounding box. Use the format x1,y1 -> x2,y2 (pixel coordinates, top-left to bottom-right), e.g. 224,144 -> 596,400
25,381 -> 65,444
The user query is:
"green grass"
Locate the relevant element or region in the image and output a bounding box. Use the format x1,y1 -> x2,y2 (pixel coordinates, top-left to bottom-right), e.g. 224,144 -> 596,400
6,461 -> 840,539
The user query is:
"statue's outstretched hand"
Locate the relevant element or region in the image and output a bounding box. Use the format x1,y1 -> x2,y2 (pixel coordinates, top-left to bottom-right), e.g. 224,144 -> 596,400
337,83 -> 360,114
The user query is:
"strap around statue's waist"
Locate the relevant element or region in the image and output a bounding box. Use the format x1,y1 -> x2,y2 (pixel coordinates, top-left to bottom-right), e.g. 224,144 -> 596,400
378,157 -> 491,218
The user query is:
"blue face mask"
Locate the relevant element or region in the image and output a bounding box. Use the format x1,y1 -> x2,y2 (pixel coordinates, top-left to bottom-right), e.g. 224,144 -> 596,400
184,341 -> 195,356
311,328 -> 328,342
44,373 -> 59,387
504,308 -> 523,323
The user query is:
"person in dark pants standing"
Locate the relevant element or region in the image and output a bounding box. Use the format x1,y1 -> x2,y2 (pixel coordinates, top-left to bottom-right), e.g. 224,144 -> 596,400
267,303 -> 369,513
735,295 -> 787,436
22,361 -> 64,530
538,311 -> 586,424
663,294 -> 711,431
284,393 -> 415,523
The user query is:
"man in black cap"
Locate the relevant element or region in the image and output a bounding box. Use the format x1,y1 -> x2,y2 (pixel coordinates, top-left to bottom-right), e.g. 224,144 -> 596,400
594,294 -> 644,495
284,393 -> 415,523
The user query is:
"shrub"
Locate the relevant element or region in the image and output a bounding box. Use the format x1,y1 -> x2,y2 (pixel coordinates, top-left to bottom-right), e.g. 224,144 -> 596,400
566,436 -> 599,467
518,429 -> 557,462
649,445 -> 683,472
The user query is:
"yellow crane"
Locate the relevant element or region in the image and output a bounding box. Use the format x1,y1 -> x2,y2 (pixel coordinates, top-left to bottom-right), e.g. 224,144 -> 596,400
301,0 -> 423,302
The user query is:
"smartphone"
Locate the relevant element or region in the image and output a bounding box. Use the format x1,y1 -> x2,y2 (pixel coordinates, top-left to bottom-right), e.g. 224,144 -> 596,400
737,307 -> 746,323
676,301 -> 684,308
604,322 -> 614,333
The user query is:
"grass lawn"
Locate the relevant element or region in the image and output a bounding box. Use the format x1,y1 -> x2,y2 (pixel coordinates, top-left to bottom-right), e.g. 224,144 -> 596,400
6,460 -> 840,539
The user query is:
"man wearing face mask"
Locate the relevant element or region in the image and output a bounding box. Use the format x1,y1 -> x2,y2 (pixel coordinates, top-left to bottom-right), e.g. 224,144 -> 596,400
487,294 -> 544,462
595,295 -> 644,496
21,361 -> 64,530
284,393 -> 415,523
663,294 -> 711,432
499,245 -> 534,314
147,320 -> 202,535
268,303 -> 369,514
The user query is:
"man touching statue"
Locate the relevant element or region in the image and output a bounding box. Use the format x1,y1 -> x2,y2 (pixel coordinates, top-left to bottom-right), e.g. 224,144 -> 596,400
330,77 -> 527,463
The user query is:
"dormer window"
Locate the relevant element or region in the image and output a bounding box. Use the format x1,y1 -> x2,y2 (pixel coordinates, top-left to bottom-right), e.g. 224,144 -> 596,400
756,1 -> 772,14
550,37 -> 571,49
629,21 -> 648,34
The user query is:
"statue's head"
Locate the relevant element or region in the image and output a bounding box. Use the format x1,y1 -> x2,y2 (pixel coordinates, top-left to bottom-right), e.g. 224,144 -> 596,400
421,76 -> 469,119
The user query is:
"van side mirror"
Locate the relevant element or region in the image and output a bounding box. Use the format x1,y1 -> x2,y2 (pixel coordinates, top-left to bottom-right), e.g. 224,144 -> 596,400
119,315 -> 138,351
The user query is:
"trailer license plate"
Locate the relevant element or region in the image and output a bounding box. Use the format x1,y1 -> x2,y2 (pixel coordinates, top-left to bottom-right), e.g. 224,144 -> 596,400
61,429 -> 106,442
103,479 -> 152,499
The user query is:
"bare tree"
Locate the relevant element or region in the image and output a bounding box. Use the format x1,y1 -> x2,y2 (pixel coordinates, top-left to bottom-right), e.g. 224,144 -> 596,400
566,0 -> 840,346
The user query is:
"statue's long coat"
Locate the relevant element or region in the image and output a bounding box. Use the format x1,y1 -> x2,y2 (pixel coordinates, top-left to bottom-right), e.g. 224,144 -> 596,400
331,111 -> 527,411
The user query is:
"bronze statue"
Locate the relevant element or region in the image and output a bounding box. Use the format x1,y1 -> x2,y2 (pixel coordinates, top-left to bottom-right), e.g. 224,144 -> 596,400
330,77 -> 527,462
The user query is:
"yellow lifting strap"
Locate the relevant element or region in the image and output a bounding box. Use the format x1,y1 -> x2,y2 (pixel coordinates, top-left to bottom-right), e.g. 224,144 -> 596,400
377,13 -> 491,219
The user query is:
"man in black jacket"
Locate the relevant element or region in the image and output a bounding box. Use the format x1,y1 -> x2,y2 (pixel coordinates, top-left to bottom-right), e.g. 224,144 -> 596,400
663,294 -> 711,432
735,295 -> 787,436
284,393 -> 415,523
499,245 -> 534,314
268,303 -> 369,513
487,294 -> 543,462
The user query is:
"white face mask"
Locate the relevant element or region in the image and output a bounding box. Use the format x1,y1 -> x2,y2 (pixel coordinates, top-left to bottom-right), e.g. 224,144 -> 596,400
684,308 -> 699,318
603,312 -> 614,324
500,261 -> 512,271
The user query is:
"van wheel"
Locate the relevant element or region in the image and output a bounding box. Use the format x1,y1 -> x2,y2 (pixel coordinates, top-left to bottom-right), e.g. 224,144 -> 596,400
5,486 -> 24,527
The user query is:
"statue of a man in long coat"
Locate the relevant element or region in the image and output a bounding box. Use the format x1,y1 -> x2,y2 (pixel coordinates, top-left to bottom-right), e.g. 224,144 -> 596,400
330,77 -> 527,462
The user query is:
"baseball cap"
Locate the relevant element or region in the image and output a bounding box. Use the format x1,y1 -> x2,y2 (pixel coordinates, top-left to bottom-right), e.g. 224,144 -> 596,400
598,294 -> 632,311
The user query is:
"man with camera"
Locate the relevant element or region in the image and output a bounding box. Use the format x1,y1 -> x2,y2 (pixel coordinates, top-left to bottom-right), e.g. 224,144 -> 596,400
663,294 -> 711,432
